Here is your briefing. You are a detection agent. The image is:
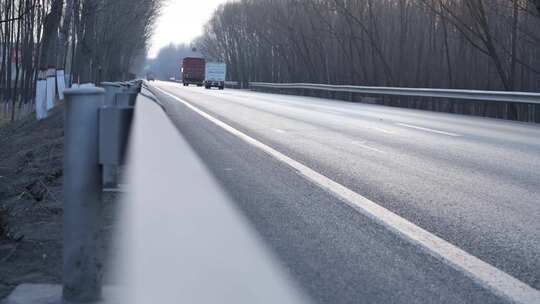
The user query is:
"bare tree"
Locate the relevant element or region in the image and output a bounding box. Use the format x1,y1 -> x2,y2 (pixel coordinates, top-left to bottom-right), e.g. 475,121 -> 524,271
39,0 -> 63,68
197,0 -> 540,92
0,0 -> 163,121
194,0 -> 540,121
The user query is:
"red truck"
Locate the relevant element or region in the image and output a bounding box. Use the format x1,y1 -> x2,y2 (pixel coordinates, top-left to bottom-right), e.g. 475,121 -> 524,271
182,57 -> 205,86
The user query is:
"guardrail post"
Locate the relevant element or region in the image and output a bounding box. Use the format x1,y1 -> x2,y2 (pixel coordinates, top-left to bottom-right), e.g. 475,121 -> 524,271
63,86 -> 105,303
116,91 -> 137,107
101,82 -> 123,106
100,82 -> 123,187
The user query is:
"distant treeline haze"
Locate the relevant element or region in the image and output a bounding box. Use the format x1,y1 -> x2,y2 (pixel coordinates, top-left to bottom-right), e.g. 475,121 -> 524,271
196,0 -> 540,92
0,0 -> 161,120
146,44 -> 201,80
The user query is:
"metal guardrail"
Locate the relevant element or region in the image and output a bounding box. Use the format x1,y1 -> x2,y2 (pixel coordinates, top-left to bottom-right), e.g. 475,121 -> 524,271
225,81 -> 241,89
62,80 -> 140,303
55,81 -> 309,304
249,82 -> 540,105
110,88 -> 310,303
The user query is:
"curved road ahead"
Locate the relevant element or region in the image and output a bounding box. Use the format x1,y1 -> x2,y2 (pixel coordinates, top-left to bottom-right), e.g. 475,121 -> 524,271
150,81 -> 540,303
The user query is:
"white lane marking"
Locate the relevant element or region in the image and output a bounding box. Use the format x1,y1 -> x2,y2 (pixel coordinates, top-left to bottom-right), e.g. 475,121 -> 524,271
155,86 -> 540,304
322,109 -> 344,116
351,141 -> 386,154
371,126 -> 396,135
294,106 -> 398,135
396,122 -> 461,137
396,123 -> 461,137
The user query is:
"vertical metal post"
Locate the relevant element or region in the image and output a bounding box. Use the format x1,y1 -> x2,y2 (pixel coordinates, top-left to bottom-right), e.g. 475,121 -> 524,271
116,91 -> 138,107
63,86 -> 105,303
100,82 -> 123,187
101,82 -> 123,106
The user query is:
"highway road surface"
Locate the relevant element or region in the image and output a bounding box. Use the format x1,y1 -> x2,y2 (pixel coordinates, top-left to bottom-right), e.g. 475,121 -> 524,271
149,81 -> 540,304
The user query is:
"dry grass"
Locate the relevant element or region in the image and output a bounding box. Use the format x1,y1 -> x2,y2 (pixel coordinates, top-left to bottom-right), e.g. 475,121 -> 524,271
0,207 -> 8,239
0,113 -> 9,127
0,102 -> 35,126
0,120 -> 9,129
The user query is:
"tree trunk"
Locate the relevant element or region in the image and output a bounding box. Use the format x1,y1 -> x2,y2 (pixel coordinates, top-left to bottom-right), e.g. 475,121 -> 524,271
39,0 -> 64,68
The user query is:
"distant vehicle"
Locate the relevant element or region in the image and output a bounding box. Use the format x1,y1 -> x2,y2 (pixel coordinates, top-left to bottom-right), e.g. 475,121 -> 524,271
169,77 -> 176,82
146,73 -> 155,81
182,57 -> 205,86
204,62 -> 227,90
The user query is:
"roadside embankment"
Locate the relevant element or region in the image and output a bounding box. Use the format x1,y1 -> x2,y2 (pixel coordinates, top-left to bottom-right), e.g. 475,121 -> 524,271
0,106 -> 117,299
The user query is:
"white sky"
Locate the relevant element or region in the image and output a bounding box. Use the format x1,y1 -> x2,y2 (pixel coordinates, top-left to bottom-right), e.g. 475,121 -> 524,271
148,0 -> 227,58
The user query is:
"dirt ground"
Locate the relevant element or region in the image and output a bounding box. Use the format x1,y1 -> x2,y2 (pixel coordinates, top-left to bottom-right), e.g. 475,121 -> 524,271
0,105 -> 118,299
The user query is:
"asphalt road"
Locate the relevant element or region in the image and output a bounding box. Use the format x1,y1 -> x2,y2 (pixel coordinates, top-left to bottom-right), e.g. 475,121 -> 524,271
150,81 -> 540,303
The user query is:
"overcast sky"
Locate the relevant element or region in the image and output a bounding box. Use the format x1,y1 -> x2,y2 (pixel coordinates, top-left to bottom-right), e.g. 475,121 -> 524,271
148,0 -> 226,58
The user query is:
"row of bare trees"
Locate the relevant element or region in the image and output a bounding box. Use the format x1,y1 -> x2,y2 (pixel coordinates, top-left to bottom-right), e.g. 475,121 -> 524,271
0,0 -> 161,120
196,0 -> 540,93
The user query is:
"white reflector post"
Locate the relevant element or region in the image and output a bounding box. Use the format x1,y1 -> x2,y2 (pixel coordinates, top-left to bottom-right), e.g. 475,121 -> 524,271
46,67 -> 56,110
57,69 -> 66,100
35,69 -> 47,120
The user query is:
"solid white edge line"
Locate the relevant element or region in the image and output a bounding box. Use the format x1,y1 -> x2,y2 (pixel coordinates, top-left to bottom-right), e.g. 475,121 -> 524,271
154,85 -> 540,304
396,122 -> 461,137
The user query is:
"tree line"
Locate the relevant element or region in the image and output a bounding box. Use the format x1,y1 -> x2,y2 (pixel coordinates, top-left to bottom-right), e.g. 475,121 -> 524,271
196,0 -> 540,93
1,0 -> 161,120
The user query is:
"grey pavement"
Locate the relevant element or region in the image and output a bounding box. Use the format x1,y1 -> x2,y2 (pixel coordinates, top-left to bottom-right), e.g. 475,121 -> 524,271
148,82 -> 540,303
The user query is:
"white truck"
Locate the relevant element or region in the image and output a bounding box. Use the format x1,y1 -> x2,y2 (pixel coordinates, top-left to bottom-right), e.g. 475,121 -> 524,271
204,62 -> 227,90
